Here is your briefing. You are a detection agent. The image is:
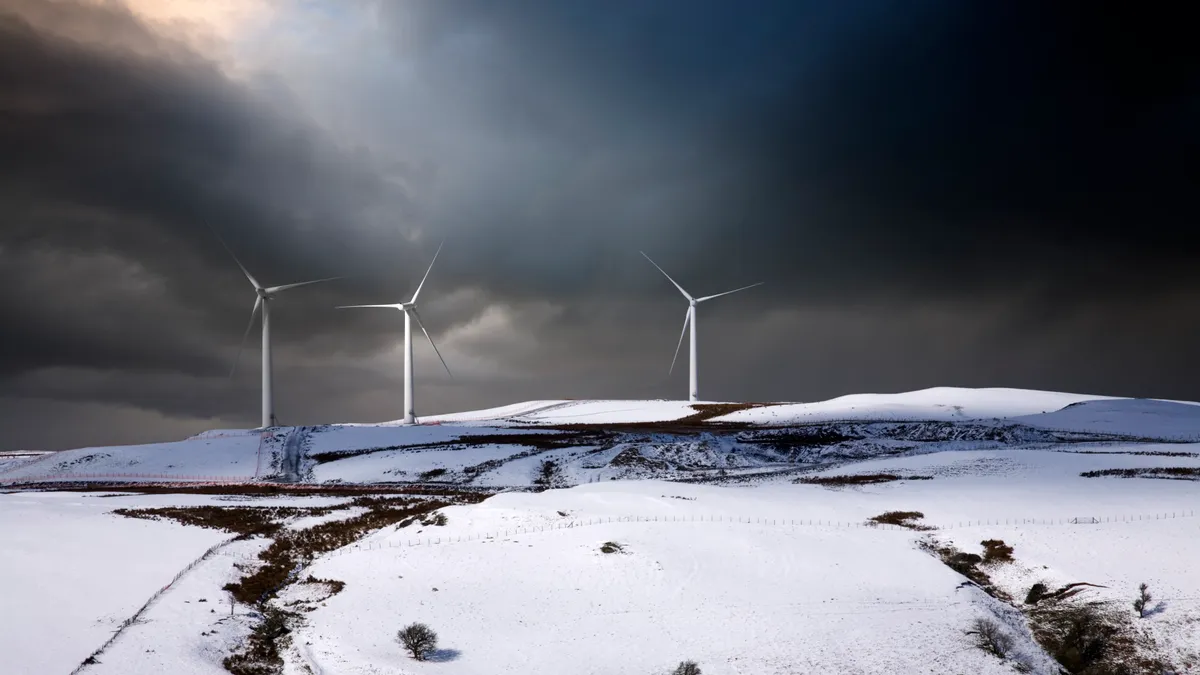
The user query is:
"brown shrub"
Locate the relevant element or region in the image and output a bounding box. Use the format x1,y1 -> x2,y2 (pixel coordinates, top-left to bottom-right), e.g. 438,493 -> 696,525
981,539 -> 1015,564
867,511 -> 934,530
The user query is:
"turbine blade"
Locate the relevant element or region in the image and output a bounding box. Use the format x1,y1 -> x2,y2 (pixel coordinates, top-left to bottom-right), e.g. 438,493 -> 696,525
207,224 -> 261,290
640,251 -> 693,301
265,276 -> 341,295
669,308 -> 690,376
411,241 -> 444,304
696,281 -> 764,303
231,296 -> 262,379
411,307 -> 453,379
335,304 -> 403,309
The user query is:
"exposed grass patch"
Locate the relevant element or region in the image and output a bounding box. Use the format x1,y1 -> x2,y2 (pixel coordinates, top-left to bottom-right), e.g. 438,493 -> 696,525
223,606 -> 296,675
1057,449 -> 1199,457
112,506 -> 303,538
981,539 -> 1015,564
919,539 -> 1007,600
795,473 -> 934,486
300,575 -> 346,596
867,510 -> 934,530
419,511 -> 448,526
599,541 -> 624,554
223,497 -> 470,605
1027,600 -> 1164,674
1080,467 -> 1200,480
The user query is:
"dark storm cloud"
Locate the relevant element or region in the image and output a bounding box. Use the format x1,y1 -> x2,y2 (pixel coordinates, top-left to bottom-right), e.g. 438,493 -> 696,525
377,1 -> 1198,303
0,0 -> 414,379
2,0 -> 1199,450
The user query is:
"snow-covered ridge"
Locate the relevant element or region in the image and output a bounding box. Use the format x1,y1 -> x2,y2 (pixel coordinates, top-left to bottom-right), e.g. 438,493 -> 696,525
5,388 -> 1200,488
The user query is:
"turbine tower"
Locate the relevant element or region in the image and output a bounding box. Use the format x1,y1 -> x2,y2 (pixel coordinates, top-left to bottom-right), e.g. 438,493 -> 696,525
337,243 -> 452,425
213,231 -> 339,429
641,251 -> 762,402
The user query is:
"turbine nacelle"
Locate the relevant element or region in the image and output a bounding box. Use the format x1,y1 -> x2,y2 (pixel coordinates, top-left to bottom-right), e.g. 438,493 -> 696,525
641,250 -> 763,401
208,224 -> 340,428
336,241 -> 452,424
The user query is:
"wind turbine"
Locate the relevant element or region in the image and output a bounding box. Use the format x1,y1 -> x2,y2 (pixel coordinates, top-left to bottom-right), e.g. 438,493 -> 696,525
336,243 -> 452,425
213,231 -> 340,429
641,251 -> 763,402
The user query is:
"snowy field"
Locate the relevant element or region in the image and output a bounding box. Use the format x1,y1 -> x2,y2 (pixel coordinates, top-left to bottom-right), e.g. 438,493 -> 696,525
0,492 -> 231,674
4,389 -> 1200,673
1,450 -> 1197,672
294,448 -> 1200,674
0,491 -> 358,675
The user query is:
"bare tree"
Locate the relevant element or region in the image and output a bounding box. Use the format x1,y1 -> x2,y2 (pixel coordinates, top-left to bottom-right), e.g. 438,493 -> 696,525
1133,582 -> 1152,618
398,622 -> 438,661
967,617 -> 1013,658
672,661 -> 701,675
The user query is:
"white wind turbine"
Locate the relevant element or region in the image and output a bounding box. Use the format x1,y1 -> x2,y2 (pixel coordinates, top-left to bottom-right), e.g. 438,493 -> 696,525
336,243 -> 452,425
641,251 -> 763,402
214,231 -> 340,429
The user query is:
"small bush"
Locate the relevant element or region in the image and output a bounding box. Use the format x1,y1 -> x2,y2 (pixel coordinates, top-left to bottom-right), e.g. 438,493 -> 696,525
1026,582 -> 1049,605
419,468 -> 448,481
1133,582 -> 1151,618
1039,603 -> 1119,672
420,511 -> 448,526
534,459 -> 563,488
981,539 -> 1015,564
672,660 -> 702,675
398,622 -> 438,661
867,511 -> 933,530
968,617 -> 1013,659
600,541 -> 624,554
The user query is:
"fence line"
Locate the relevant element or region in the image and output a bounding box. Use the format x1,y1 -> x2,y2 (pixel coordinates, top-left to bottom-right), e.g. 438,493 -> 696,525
324,509 -> 1198,558
70,536 -> 240,674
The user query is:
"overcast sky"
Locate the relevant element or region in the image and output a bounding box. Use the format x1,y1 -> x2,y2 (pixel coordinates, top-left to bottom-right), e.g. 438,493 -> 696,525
2,1 -> 1197,450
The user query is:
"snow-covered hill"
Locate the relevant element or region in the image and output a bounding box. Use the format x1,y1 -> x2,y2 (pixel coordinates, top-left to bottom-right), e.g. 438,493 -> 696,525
4,390 -> 1200,674
5,388 -> 1200,488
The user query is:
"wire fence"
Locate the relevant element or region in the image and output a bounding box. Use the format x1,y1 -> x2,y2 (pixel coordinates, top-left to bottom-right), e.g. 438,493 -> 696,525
323,509 -> 1199,558
70,536 -> 240,674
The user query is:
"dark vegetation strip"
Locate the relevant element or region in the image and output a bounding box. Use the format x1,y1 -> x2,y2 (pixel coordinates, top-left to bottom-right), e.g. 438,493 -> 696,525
112,490 -> 491,675
795,473 -> 934,486
26,482 -> 499,496
1056,449 -> 1199,457
1080,467 -> 1200,480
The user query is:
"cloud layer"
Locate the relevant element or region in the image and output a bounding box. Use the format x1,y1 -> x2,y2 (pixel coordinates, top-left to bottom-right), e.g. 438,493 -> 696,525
1,1 -> 1197,449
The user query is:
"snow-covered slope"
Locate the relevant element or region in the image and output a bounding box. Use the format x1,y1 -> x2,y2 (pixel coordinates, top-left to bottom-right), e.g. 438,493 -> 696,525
8,389 -> 1200,488
0,492 -> 231,674
713,387 -> 1118,424
0,433 -> 270,483
7,446 -> 1200,674
297,446 -> 1200,674
1014,398 -> 1200,441
301,481 -> 1038,675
